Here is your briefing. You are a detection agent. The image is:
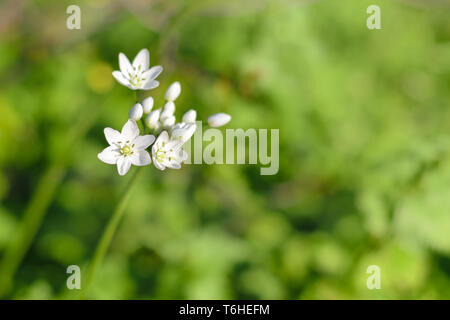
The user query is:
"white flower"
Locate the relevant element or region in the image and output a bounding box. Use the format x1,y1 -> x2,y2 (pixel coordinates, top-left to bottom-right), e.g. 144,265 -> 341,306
98,119 -> 155,176
172,122 -> 196,143
112,49 -> 163,90
208,113 -> 231,127
165,81 -> 181,101
182,109 -> 197,123
142,96 -> 154,114
129,103 -> 143,121
152,131 -> 188,170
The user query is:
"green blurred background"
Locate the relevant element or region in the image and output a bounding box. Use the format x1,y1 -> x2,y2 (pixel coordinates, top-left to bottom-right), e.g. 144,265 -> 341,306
0,0 -> 449,299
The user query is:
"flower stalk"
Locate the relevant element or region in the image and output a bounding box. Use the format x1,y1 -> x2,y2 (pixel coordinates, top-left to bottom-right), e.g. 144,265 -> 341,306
79,166 -> 143,299
85,46 -> 232,298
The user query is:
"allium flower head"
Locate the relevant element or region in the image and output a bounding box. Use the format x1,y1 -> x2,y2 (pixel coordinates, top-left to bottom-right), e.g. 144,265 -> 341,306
99,52 -> 231,176
98,119 -> 155,175
112,49 -> 162,90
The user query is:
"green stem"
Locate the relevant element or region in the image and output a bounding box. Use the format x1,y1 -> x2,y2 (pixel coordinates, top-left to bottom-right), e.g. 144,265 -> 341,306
79,167 -> 143,299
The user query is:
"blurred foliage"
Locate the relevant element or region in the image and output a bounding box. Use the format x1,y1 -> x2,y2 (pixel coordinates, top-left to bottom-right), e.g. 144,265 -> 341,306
0,0 -> 450,299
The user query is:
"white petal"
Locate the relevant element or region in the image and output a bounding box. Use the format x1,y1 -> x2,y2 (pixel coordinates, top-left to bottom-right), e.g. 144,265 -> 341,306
176,123 -> 197,143
153,131 -> 169,150
165,81 -> 181,101
165,140 -> 184,153
166,157 -> 182,169
133,134 -> 155,149
142,96 -> 154,113
142,65 -> 163,81
152,159 -> 166,171
98,146 -> 120,165
104,127 -> 121,145
132,48 -> 149,71
172,123 -> 196,143
121,119 -> 140,141
172,122 -> 186,132
142,79 -> 160,90
182,109 -> 197,123
119,53 -> 133,77
129,103 -> 143,121
112,70 -> 130,86
130,150 -> 151,166
179,149 -> 188,162
117,156 -> 132,176
207,113 -> 231,127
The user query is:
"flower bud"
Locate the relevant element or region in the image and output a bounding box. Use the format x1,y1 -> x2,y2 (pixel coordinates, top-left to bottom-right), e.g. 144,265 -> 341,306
162,115 -> 176,129
160,102 -> 175,121
129,103 -> 143,121
165,81 -> 181,101
207,113 -> 231,127
142,96 -> 154,114
145,109 -> 160,129
182,109 -> 197,123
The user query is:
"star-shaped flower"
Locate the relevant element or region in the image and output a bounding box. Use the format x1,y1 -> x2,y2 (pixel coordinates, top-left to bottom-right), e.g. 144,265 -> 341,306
151,131 -> 188,170
98,119 -> 155,175
112,49 -> 163,90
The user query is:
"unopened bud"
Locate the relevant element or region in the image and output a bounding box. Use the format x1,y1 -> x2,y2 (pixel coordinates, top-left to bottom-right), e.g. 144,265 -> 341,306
160,101 -> 175,121
145,109 -> 160,129
182,109 -> 197,123
207,113 -> 231,127
162,115 -> 176,129
142,96 -> 154,113
129,103 -> 143,121
165,81 -> 181,101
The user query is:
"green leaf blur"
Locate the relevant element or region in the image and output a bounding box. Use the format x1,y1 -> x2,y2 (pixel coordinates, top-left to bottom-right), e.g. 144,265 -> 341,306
0,0 -> 449,299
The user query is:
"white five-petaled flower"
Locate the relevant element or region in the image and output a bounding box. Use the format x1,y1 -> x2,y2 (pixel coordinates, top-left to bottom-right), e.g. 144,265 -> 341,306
152,131 -> 188,170
98,120 -> 155,176
112,49 -> 163,90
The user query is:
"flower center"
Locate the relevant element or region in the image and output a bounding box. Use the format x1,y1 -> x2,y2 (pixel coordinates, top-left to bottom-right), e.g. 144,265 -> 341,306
155,149 -> 166,162
128,68 -> 146,87
121,144 -> 134,156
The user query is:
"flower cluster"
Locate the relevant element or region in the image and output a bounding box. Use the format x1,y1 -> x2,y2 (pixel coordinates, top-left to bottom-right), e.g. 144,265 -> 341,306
98,49 -> 231,176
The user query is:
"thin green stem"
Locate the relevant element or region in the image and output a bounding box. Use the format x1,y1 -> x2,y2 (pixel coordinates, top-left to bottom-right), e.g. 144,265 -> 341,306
79,167 -> 143,299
